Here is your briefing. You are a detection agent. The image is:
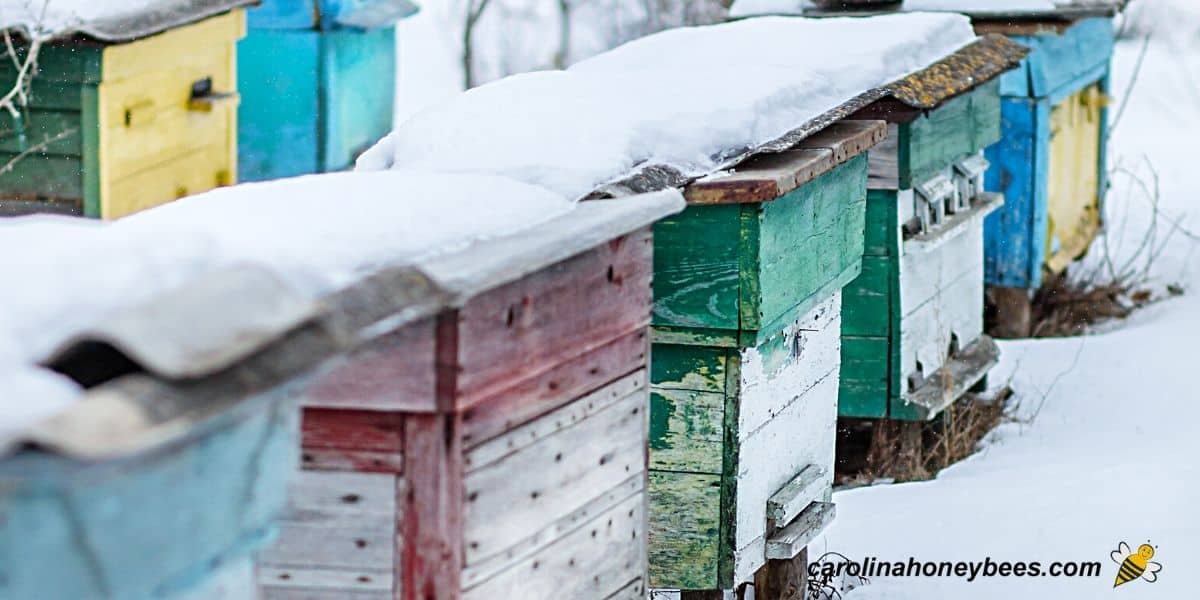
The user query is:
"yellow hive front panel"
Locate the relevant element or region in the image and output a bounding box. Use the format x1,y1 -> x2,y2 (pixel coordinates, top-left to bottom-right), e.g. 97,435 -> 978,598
97,9 -> 244,218
1045,84 -> 1104,274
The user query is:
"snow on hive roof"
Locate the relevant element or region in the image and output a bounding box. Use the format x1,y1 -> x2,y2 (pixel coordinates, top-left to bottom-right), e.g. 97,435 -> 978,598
0,169 -> 683,451
358,14 -> 979,201
731,0 -> 1128,20
0,0 -> 254,41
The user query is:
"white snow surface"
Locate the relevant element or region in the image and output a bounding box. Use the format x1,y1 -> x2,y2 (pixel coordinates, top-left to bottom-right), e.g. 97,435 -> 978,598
361,14 -> 976,200
0,0 -> 165,38
732,0 -> 1069,18
0,171 -> 573,443
813,15 -> 1200,600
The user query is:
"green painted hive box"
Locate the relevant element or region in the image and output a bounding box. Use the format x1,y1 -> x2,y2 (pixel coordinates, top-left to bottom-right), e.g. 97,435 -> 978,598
837,36 -> 1029,421
648,120 -> 886,593
0,2 -> 251,219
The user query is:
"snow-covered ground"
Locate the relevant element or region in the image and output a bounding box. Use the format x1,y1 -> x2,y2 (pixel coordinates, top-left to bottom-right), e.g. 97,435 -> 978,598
816,6 -> 1200,599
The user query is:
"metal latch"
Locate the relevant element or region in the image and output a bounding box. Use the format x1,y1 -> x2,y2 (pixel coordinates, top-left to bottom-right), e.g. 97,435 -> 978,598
187,77 -> 239,112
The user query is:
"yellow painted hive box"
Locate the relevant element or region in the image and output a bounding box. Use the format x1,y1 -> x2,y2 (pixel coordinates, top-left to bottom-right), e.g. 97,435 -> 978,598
0,5 -> 248,219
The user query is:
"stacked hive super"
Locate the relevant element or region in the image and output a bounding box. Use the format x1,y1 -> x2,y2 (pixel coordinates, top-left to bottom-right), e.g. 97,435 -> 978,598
838,36 -> 1028,420
256,192 -> 684,599
649,118 -> 885,593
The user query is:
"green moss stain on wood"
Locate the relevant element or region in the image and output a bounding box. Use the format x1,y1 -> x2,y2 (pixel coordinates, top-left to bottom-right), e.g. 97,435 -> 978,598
652,203 -> 743,331
648,471 -> 722,589
649,389 -> 725,474
651,344 -> 727,392
902,80 -> 1002,187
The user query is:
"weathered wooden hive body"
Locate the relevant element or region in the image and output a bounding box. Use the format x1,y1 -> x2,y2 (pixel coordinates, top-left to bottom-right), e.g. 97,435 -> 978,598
647,118 -> 887,591
0,1 -> 250,218
238,0 -> 413,181
837,36 -> 1027,420
0,268 -> 313,599
255,192 -> 683,599
976,5 -> 1125,292
804,0 -> 1127,321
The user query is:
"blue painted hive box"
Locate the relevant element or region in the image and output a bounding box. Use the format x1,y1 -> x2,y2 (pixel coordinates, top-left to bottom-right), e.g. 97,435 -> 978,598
0,382 -> 297,599
238,0 -> 418,181
976,6 -> 1126,291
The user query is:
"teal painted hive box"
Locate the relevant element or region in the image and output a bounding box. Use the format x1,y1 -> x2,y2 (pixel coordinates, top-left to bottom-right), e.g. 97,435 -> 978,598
648,120 -> 886,593
238,0 -> 416,181
0,385 -> 297,599
837,37 -> 1028,420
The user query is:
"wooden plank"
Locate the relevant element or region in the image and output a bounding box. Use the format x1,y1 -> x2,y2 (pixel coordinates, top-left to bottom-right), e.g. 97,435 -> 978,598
647,471 -> 722,590
260,568 -> 392,599
461,328 -> 648,448
462,381 -> 647,565
734,371 -> 838,563
462,490 -> 645,600
766,465 -> 825,528
0,109 -> 83,156
1018,18 -> 1114,99
452,228 -> 653,408
904,80 -> 1002,188
750,155 -> 867,338
902,335 -> 1000,420
304,316 -> 437,412
764,502 -> 836,561
838,336 -> 891,419
301,409 -> 403,453
652,203 -> 743,331
841,256 -> 892,338
794,120 -> 888,165
865,122 -> 900,190
301,448 -> 404,473
983,97 -> 1050,289
460,474 -> 642,589
682,120 -> 885,206
683,148 -> 832,205
650,343 -> 727,393
400,414 -> 463,600
320,27 -> 396,171
904,192 -> 1003,252
237,29 -> 320,181
1044,84 -> 1103,274
649,388 -> 724,474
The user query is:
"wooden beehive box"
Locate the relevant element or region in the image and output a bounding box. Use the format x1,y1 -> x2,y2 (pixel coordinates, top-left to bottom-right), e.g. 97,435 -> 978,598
978,10 -> 1122,301
255,192 -> 683,599
238,0 -> 412,181
0,1 -> 249,218
0,268 -> 312,599
647,119 -> 886,593
837,36 -> 1027,420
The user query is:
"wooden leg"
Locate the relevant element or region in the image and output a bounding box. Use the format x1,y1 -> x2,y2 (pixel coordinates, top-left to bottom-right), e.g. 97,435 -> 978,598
753,547 -> 808,600
986,286 -> 1032,338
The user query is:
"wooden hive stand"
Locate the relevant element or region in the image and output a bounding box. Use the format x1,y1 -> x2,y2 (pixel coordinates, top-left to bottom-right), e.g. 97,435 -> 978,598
238,0 -> 411,181
255,193 -> 683,599
0,1 -> 250,219
648,119 -> 887,596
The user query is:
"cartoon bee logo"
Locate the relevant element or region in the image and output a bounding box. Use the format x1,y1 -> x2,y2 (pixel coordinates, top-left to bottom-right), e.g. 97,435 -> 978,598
1111,541 -> 1162,588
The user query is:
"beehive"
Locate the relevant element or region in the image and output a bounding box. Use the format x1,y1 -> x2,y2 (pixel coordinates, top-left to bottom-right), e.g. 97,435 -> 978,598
982,15 -> 1119,291
238,0 -> 412,181
0,3 -> 248,218
255,193 -> 683,599
838,36 -> 1026,420
647,120 -> 886,592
